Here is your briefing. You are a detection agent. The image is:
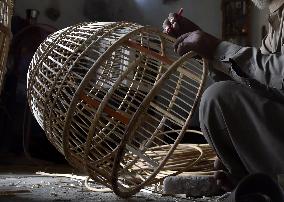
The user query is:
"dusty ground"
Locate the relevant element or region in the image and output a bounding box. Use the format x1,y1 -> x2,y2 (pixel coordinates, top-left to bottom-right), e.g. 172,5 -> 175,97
0,156 -> 228,202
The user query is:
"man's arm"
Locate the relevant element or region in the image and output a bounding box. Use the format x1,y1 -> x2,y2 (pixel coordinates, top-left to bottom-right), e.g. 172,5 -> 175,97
173,29 -> 284,90
215,41 -> 284,90
163,11 -> 284,90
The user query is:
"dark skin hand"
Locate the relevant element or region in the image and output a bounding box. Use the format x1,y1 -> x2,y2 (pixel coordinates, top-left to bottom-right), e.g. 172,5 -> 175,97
214,158 -> 237,192
163,12 -> 201,38
174,30 -> 221,59
163,12 -> 222,60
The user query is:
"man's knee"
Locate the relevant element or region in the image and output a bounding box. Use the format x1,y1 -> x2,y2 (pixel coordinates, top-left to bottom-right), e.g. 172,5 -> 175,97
199,81 -> 240,125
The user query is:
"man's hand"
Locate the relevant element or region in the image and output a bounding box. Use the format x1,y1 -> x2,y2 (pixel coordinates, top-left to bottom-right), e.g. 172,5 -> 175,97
174,30 -> 222,60
163,12 -> 200,38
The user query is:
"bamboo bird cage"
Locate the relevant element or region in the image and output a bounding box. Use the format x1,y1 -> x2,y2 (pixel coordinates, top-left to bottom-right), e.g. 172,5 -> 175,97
27,22 -> 216,197
0,0 -> 13,94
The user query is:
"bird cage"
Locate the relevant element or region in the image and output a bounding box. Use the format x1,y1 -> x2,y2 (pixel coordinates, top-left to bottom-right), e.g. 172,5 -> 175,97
0,0 -> 13,94
27,22 -> 215,197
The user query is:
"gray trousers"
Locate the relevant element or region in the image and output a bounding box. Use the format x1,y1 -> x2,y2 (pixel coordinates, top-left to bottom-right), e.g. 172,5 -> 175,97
199,80 -> 284,180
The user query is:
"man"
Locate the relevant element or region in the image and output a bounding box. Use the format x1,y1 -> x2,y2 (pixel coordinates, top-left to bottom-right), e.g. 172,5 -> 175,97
163,0 -> 284,200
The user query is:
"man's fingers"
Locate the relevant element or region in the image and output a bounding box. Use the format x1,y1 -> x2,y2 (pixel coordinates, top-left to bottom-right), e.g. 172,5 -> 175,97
174,33 -> 189,52
168,12 -> 178,23
172,21 -> 180,31
163,18 -> 178,37
162,19 -> 173,34
163,19 -> 171,30
176,42 -> 190,56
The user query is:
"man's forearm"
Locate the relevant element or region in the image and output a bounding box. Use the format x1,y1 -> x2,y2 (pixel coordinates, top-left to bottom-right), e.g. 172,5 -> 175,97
214,41 -> 284,90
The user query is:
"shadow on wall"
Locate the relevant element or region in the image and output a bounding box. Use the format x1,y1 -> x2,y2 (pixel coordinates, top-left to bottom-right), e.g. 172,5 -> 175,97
83,0 -> 145,24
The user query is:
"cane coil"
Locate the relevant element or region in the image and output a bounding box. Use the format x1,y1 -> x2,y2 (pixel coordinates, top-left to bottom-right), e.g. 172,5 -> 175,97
0,0 -> 12,94
27,22 -> 215,197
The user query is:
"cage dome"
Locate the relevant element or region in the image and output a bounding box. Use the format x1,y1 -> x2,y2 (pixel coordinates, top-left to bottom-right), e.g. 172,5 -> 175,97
27,22 -> 215,197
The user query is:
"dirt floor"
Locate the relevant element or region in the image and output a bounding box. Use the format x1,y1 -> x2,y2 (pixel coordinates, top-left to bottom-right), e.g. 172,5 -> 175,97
0,156 -> 228,202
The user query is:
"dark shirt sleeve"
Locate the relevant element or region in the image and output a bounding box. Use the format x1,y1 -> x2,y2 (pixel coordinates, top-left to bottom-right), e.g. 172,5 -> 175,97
214,41 -> 284,90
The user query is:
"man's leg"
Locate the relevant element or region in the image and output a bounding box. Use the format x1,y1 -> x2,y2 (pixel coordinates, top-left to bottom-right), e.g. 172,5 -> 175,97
199,80 -> 284,189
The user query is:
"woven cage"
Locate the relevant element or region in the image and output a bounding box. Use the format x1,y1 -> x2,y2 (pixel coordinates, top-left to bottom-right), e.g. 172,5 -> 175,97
0,0 -> 12,94
27,22 -> 215,197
